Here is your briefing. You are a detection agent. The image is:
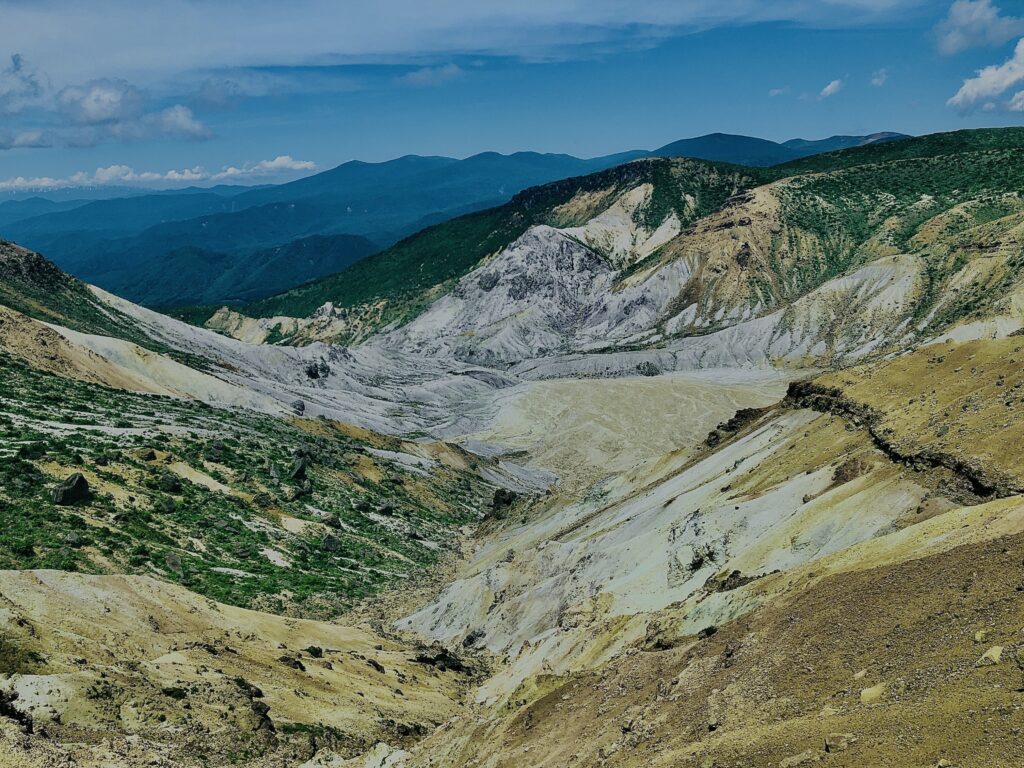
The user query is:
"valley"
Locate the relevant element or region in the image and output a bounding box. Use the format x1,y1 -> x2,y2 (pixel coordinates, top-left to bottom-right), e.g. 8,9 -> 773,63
2,128 -> 1024,767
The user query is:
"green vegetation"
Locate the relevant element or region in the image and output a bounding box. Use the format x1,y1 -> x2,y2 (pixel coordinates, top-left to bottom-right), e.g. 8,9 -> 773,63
776,127 -> 1024,173
771,147 -> 1024,311
0,351 -> 489,618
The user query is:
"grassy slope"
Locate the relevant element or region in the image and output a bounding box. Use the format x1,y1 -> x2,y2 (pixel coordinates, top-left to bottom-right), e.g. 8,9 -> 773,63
0,350 -> 490,617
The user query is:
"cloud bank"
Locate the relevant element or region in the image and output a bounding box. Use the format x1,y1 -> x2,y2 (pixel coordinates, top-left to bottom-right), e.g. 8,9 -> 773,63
0,155 -> 317,191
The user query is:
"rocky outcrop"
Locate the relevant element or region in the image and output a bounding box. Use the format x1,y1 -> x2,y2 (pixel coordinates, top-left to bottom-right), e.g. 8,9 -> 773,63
51,473 -> 90,506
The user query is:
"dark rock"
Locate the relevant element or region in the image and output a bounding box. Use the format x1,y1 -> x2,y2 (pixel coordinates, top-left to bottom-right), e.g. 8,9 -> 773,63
16,442 -> 45,460
492,488 -> 518,509
137,448 -> 157,461
413,643 -> 468,673
0,690 -> 32,734
62,531 -> 84,548
290,399 -> 306,415
52,473 -> 90,506
165,552 -> 183,573
478,272 -> 500,292
367,659 -> 386,674
462,628 -> 486,648
203,440 -> 227,462
288,455 -> 311,481
321,535 -> 342,553
304,360 -> 330,380
287,479 -> 312,501
153,471 -> 182,493
278,655 -> 306,671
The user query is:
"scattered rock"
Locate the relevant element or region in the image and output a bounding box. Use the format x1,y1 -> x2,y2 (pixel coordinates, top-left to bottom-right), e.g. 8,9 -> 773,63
321,535 -> 342,553
62,531 -> 84,548
976,646 -> 1003,666
780,750 -> 820,767
367,659 -> 386,674
492,488 -> 518,509
290,399 -> 306,415
462,628 -> 486,648
52,473 -> 89,505
278,655 -> 306,672
153,471 -> 182,493
0,690 -> 33,734
203,440 -> 227,462
824,733 -> 857,753
289,455 -> 311,481
165,552 -> 183,574
414,644 -> 469,673
860,682 -> 886,704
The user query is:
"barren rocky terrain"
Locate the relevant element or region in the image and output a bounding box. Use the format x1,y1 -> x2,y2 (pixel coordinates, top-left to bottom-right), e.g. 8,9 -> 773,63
3,129 -> 1024,766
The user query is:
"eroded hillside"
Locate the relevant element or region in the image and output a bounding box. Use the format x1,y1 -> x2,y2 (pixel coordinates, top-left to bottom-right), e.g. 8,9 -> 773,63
3,129 -> 1024,767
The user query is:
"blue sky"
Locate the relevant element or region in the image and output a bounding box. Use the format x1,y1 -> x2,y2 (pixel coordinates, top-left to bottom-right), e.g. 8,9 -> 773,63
1,0 -> 1024,190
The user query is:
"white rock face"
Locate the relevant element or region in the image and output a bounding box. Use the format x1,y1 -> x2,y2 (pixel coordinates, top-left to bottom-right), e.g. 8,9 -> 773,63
559,183 -> 681,267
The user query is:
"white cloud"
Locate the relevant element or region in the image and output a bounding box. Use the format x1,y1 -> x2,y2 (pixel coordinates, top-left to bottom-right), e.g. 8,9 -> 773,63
819,78 -> 844,98
142,104 -> 212,139
935,0 -> 1024,55
0,1 -> 928,84
1008,90 -> 1024,110
0,156 -> 317,191
211,155 -> 317,180
947,37 -> 1024,111
55,79 -> 210,140
871,68 -> 888,86
400,63 -> 464,87
0,129 -> 50,149
768,86 -> 789,97
57,79 -> 142,123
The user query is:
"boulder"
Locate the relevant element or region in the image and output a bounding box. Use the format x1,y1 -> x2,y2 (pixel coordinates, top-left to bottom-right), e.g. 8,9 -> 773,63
860,682 -> 886,704
491,488 -> 518,510
52,473 -> 89,505
154,471 -> 182,493
203,440 -> 227,462
289,455 -> 311,481
976,646 -> 1003,666
824,733 -> 857,753
290,399 -> 306,415
165,552 -> 183,573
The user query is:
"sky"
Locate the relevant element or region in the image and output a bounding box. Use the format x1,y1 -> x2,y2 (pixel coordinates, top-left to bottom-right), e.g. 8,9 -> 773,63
1,0 -> 1024,191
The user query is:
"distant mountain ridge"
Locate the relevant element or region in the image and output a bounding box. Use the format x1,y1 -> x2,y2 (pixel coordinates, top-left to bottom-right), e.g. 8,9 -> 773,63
0,132 -> 907,307
652,131 -> 908,166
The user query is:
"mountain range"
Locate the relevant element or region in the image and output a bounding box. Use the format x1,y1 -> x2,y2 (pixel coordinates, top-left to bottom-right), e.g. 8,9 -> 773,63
0,132 -> 906,307
1,127 -> 1024,766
